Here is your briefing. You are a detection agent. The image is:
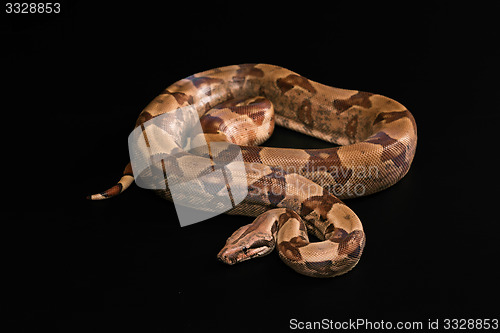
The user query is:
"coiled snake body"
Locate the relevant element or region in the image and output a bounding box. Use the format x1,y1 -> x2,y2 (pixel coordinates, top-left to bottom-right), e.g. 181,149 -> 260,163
89,64 -> 417,278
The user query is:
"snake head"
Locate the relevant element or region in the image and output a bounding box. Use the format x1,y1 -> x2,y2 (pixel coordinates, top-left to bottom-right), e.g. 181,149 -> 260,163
217,223 -> 277,265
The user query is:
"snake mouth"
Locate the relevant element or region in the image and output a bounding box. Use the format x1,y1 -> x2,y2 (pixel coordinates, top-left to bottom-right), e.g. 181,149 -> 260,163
217,246 -> 240,265
217,246 -> 271,265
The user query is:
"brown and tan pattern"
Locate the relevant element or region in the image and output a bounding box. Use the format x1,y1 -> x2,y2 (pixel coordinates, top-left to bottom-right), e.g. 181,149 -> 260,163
89,64 -> 417,278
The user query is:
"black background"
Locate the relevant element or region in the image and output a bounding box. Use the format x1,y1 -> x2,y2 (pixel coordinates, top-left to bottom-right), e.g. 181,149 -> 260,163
4,1 -> 499,331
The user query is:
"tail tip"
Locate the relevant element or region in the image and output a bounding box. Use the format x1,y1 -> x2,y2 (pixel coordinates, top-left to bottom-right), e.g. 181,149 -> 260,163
87,173 -> 134,201
86,192 -> 111,201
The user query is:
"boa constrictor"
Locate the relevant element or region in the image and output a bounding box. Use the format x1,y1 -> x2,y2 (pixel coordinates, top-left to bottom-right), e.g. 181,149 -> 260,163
89,64 -> 417,278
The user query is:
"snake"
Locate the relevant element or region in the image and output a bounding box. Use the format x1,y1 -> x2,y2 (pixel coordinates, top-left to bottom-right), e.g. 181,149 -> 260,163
88,64 -> 417,278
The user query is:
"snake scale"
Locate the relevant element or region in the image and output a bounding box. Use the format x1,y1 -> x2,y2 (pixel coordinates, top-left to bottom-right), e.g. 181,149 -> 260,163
89,64 -> 417,278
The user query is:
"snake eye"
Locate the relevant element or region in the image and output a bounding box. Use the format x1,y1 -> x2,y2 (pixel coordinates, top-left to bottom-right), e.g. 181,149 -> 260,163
242,246 -> 248,254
